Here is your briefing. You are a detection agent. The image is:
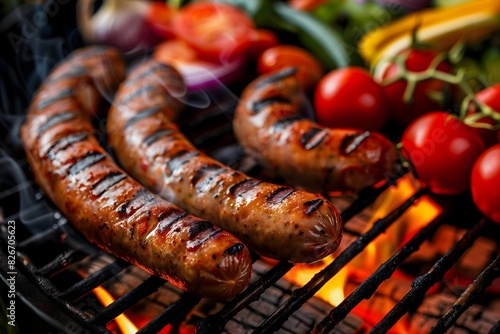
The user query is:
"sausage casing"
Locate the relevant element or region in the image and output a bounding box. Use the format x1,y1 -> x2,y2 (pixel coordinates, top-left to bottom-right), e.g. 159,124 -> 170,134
107,61 -> 343,264
21,47 -> 252,299
233,68 -> 399,193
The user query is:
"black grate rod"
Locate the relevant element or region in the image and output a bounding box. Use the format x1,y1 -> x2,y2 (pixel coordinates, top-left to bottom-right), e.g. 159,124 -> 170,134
89,275 -> 166,326
196,261 -> 294,334
253,188 -> 426,334
311,197 -> 445,334
35,250 -> 87,277
430,252 -> 500,334
58,259 -> 129,302
368,217 -> 487,334
136,293 -> 201,334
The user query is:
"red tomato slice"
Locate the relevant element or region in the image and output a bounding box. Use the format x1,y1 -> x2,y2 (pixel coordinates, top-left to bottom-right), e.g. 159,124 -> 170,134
171,2 -> 255,62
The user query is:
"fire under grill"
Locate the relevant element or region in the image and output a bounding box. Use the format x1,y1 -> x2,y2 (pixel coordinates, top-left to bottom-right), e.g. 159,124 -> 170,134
1,96 -> 500,334
1,2 -> 500,333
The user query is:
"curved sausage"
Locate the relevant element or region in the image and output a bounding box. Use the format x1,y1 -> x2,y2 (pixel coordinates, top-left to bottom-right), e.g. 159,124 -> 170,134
233,67 -> 399,193
107,61 -> 343,264
21,46 -> 252,300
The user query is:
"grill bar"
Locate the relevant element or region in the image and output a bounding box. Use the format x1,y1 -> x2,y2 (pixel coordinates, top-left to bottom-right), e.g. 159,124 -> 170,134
369,217 -> 487,334
58,259 -> 129,302
312,209 -> 447,334
253,188 -> 426,334
89,275 -> 167,326
196,261 -> 295,333
136,293 -> 201,334
35,250 -> 87,277
429,252 -> 500,334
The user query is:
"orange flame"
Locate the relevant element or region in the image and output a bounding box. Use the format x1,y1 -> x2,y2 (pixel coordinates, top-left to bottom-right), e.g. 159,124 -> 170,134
283,258 -> 348,306
350,173 -> 442,277
77,270 -> 138,334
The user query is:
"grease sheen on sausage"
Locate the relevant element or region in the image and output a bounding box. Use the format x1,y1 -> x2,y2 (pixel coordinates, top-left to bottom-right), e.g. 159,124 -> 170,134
20,46 -> 252,299
233,68 -> 399,193
107,61 -> 343,264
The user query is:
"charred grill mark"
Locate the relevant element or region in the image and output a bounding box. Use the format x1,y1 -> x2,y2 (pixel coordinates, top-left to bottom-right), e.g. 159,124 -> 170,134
48,67 -> 87,83
71,45 -> 110,58
68,152 -> 106,175
158,209 -> 188,233
46,132 -> 88,159
117,189 -> 156,216
91,172 -> 127,197
38,111 -> 77,135
252,96 -> 291,114
125,63 -> 174,87
143,129 -> 175,146
192,164 -> 225,186
273,114 -> 305,132
266,187 -> 296,205
167,150 -> 200,173
229,179 -> 262,197
224,243 -> 244,255
117,85 -> 156,105
123,106 -> 161,130
341,131 -> 371,155
187,229 -> 222,251
300,127 -> 328,150
304,199 -> 324,216
254,67 -> 298,89
187,221 -> 214,239
37,88 -> 75,111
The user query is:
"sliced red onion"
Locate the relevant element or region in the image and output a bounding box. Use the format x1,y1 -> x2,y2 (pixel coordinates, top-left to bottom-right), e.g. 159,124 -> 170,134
172,55 -> 246,91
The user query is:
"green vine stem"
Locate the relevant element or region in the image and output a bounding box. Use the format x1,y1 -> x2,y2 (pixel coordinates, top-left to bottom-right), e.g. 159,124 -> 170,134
380,41 -> 500,130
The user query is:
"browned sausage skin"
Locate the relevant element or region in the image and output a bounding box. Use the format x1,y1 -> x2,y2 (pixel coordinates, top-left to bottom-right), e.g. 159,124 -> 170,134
233,67 -> 399,193
107,61 -> 343,264
21,46 -> 252,300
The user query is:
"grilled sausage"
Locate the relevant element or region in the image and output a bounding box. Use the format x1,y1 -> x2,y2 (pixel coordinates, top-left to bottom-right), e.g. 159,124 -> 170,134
107,61 -> 342,264
233,67 -> 399,193
21,46 -> 252,300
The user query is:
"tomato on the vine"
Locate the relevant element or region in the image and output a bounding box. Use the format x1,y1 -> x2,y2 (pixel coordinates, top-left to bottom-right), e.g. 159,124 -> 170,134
171,2 -> 255,61
401,112 -> 485,195
314,67 -> 388,131
378,49 -> 454,125
465,83 -> 500,148
471,144 -> 500,223
257,45 -> 324,92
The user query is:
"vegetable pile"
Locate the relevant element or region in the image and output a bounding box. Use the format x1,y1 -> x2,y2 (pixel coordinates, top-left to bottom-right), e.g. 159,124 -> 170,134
78,0 -> 500,223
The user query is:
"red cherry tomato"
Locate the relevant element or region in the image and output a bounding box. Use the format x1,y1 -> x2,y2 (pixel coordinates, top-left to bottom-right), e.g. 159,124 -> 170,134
146,2 -> 177,39
471,144 -> 500,223
401,112 -> 485,195
379,49 -> 454,125
466,84 -> 500,148
245,29 -> 279,60
171,2 -> 255,61
314,67 -> 388,131
258,45 -> 324,92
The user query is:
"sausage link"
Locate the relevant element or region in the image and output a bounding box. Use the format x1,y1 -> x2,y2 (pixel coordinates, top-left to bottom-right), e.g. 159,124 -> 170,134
107,61 -> 343,264
233,68 -> 399,193
21,46 -> 252,299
